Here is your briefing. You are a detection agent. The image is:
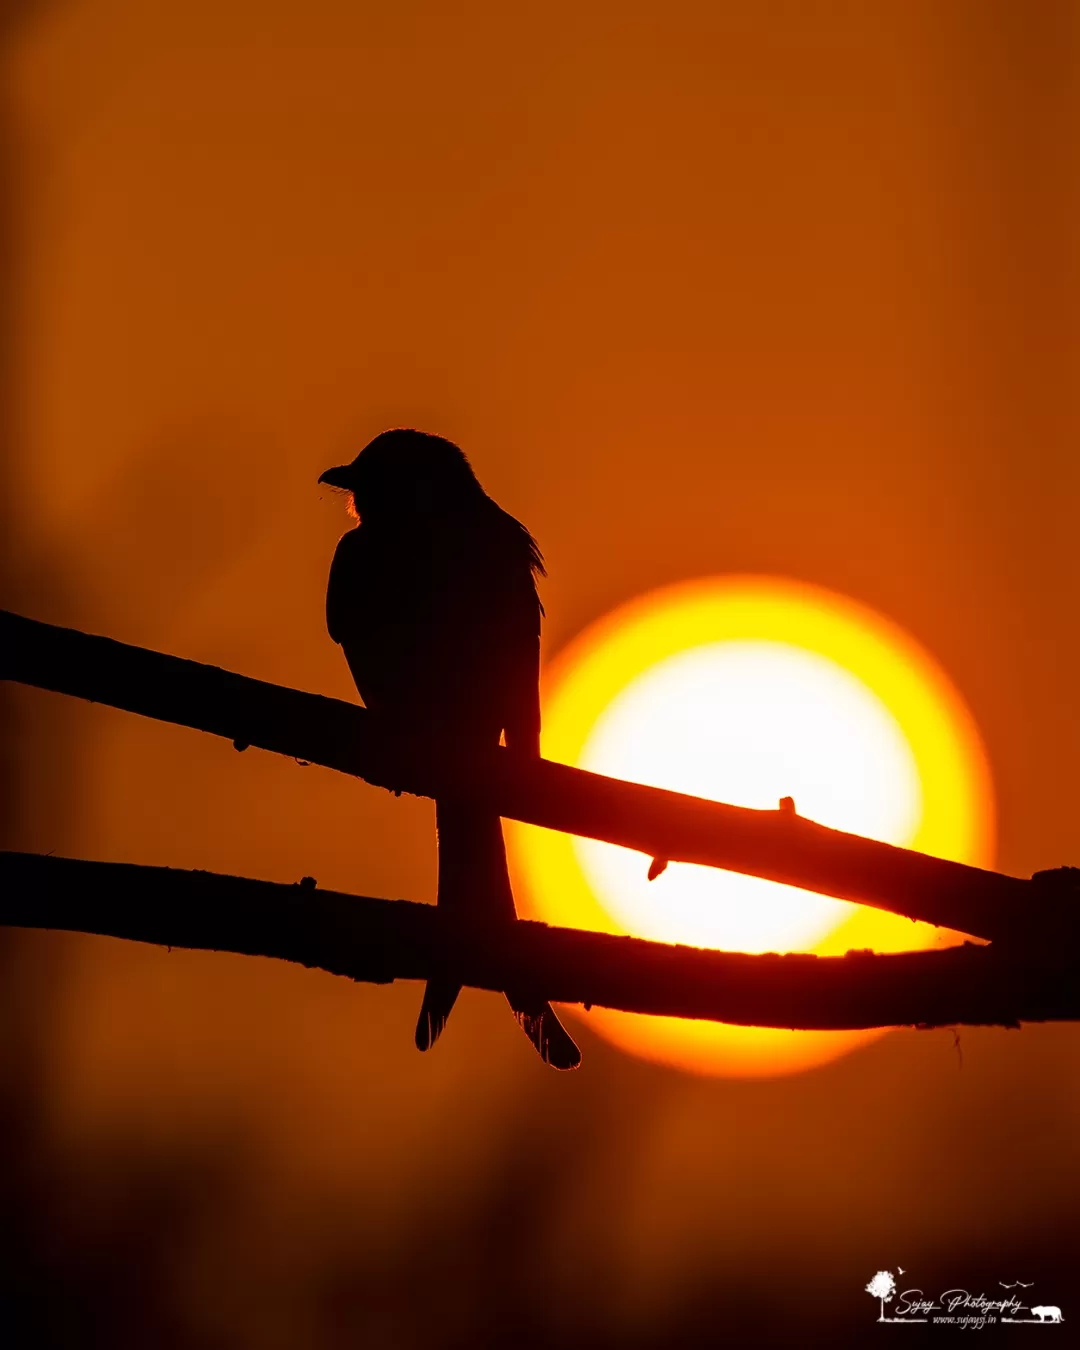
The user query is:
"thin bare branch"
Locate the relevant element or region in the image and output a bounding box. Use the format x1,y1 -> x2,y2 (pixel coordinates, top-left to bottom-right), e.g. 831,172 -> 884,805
1,852 -> 1077,1030
0,608 -> 1067,944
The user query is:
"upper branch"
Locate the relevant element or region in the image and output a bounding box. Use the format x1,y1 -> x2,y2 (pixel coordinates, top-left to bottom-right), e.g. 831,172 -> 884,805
0,608 -> 1067,944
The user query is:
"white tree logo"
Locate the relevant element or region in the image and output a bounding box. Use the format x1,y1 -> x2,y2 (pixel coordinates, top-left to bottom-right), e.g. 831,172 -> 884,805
866,1270 -> 897,1322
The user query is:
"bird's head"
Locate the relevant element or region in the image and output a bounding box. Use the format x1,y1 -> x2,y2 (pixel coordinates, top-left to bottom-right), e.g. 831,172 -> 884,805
319,429 -> 482,526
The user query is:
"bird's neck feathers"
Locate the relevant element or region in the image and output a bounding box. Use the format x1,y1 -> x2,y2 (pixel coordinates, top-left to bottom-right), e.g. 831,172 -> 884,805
355,493 -> 544,577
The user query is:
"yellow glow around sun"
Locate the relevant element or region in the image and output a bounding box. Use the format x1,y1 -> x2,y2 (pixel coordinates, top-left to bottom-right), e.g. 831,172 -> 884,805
506,577 -> 994,1078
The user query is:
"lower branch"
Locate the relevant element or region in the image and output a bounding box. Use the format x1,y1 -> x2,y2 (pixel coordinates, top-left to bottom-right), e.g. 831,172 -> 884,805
2,851 -> 1077,1030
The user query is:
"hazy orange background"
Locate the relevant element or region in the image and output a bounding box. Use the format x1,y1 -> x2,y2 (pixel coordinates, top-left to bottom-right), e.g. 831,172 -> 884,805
2,2 -> 1078,1345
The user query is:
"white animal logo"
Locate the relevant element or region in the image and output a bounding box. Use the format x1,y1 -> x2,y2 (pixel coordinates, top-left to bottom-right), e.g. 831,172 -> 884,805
1031,1306 -> 1063,1324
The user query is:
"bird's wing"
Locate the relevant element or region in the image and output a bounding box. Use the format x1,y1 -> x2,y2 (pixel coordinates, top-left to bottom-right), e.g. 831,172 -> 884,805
496,559 -> 542,757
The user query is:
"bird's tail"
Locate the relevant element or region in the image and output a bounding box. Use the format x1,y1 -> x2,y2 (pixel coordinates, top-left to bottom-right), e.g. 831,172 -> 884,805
415,979 -> 460,1052
507,998 -> 581,1070
416,799 -> 580,1069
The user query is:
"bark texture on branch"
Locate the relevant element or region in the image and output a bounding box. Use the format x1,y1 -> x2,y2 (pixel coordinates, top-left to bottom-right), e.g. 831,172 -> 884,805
1,608 -> 1071,944
1,852 -> 1077,1030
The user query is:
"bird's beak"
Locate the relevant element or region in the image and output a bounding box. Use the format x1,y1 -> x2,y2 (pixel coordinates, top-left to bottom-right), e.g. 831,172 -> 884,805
318,464 -> 355,489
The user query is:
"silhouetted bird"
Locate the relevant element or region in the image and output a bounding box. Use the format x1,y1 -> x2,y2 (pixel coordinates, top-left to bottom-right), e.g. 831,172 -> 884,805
319,429 -> 581,1069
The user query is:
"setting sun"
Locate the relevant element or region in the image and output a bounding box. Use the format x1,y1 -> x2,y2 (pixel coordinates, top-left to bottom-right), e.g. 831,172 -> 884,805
507,577 -> 995,1078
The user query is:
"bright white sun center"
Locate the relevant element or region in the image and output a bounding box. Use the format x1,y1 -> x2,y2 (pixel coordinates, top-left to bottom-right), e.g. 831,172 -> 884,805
574,640 -> 922,953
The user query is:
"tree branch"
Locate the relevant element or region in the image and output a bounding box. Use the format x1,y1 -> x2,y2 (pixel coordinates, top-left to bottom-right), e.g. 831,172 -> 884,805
1,852 -> 1076,1029
0,608 -> 1070,945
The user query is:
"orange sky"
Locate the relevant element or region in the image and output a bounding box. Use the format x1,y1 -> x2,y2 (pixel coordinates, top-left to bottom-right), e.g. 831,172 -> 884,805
2,2 -> 1078,1345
